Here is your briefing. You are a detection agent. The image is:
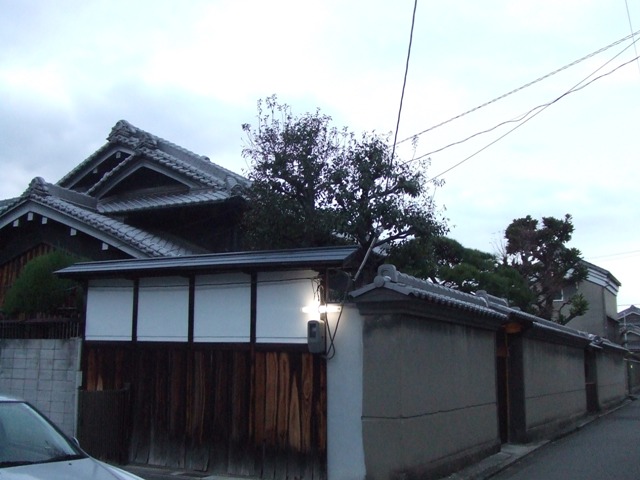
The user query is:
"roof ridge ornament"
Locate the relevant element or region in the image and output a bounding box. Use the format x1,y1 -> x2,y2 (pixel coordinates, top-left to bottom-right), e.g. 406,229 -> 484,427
108,120 -> 137,142
26,177 -> 50,198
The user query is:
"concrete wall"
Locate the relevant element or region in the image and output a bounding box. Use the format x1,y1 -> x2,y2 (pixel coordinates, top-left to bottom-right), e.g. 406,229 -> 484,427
566,278 -> 619,342
0,338 -> 81,437
361,314 -> 499,480
567,281 -> 605,337
522,339 -> 586,440
596,349 -> 627,408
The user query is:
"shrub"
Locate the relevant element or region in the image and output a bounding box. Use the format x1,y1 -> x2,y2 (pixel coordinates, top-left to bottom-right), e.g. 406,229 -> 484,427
2,251 -> 82,318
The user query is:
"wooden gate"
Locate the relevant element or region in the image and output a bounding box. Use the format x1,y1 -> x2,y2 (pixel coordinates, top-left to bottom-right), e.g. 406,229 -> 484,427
77,387 -> 131,464
81,344 -> 327,479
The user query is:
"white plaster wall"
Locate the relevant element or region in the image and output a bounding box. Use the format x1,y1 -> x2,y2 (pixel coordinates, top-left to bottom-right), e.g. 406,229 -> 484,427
327,304 -> 366,480
85,278 -> 134,341
194,273 -> 251,342
256,270 -> 318,343
137,276 -> 189,342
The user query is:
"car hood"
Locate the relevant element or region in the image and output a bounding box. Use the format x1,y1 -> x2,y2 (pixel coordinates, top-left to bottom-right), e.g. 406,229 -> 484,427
0,457 -> 142,480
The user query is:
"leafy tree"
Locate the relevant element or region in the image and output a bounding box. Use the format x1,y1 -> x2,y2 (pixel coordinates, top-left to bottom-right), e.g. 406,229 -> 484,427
556,292 -> 589,326
241,97 -> 340,249
2,251 -> 83,318
389,236 -> 533,306
241,95 -> 447,255
502,214 -> 587,323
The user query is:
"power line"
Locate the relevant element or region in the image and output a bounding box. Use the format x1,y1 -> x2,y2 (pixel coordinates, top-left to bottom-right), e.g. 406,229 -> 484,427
624,0 -> 640,74
588,249 -> 640,260
419,38 -> 636,159
390,0 -> 418,163
397,28 -> 640,146
424,48 -> 640,181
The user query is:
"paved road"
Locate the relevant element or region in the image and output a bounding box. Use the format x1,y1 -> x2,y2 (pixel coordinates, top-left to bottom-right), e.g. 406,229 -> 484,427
492,399 -> 640,480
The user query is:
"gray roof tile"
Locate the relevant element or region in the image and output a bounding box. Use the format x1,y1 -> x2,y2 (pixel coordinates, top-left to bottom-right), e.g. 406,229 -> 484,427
19,178 -> 199,257
99,189 -> 230,214
57,246 -> 360,278
58,120 -> 249,196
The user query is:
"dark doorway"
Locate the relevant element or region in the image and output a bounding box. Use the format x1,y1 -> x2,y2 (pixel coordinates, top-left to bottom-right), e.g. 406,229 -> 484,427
584,349 -> 599,413
496,332 -> 509,443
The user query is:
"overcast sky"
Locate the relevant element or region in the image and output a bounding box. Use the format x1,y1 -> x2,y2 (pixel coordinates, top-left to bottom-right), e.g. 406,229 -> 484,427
1,0 -> 639,309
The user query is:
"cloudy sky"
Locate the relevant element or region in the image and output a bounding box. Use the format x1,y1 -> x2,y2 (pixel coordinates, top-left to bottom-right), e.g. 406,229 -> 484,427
1,0 -> 639,309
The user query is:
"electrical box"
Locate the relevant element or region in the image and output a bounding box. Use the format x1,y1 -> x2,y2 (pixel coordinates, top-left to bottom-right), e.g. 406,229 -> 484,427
307,320 -> 326,354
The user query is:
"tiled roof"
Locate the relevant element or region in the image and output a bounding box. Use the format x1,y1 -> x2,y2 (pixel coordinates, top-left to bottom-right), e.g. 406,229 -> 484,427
58,120 -> 249,195
57,246 -> 360,278
351,264 -> 505,319
0,198 -> 17,215
352,264 -> 626,350
98,189 -> 231,214
15,178 -> 200,257
85,149 -> 225,195
619,305 -> 640,319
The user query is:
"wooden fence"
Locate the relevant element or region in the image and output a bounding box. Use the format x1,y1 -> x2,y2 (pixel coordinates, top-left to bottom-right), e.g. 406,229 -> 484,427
0,318 -> 83,339
82,344 -> 327,479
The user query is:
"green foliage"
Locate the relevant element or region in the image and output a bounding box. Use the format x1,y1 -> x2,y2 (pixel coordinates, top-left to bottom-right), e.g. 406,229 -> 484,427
557,292 -> 589,326
240,95 -> 447,253
2,251 -> 83,318
503,214 -> 588,321
389,236 -> 533,306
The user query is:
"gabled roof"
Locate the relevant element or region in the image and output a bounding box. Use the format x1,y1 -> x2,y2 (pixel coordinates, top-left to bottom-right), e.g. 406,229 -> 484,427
57,120 -> 249,206
57,245 -> 360,279
2,178 -> 202,258
619,305 -> 640,319
0,120 -> 253,261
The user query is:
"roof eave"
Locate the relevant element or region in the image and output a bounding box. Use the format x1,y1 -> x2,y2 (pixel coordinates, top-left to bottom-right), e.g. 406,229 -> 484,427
56,246 -> 360,280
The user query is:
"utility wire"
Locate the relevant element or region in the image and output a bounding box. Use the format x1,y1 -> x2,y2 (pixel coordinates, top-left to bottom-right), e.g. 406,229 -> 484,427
624,0 -> 640,74
588,249 -> 640,260
397,28 -> 640,146
408,32 -> 640,166
426,50 -> 640,181
416,36 -> 638,160
390,0 -> 418,163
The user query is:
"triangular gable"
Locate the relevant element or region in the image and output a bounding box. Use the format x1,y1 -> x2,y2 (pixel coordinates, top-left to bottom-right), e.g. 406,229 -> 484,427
87,156 -> 204,200
1,178 -> 202,258
57,120 -> 249,202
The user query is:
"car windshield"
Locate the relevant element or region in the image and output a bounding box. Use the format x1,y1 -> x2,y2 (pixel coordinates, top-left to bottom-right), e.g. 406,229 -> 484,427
0,401 -> 84,467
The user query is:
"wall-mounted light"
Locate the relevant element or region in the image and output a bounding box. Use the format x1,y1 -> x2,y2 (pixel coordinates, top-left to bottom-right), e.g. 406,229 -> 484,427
301,302 -> 342,316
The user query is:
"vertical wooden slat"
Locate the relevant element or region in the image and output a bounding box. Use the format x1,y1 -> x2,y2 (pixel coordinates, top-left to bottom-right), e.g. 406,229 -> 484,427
81,344 -> 327,479
264,352 -> 279,447
209,350 -> 230,474
86,349 -> 97,391
254,351 -> 267,446
276,353 -> 290,450
301,354 -> 313,454
288,374 -> 302,452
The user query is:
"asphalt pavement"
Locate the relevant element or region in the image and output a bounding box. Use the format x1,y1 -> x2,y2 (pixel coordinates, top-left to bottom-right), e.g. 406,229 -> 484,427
488,398 -> 640,480
120,398 -> 638,480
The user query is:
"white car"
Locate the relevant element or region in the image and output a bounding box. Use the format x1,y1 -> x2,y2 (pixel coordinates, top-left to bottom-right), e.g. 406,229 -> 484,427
0,395 -> 143,479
